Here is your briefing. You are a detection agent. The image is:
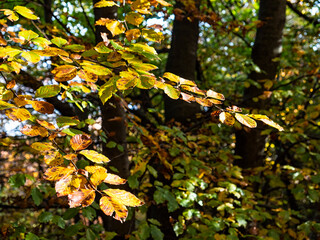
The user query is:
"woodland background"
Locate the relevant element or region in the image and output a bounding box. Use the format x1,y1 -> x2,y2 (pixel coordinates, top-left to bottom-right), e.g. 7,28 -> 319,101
0,0 -> 320,239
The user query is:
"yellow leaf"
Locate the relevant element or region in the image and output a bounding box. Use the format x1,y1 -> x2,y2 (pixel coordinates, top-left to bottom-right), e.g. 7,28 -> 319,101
70,134 -> 92,151
94,0 -> 118,8
68,189 -> 95,208
104,189 -> 144,207
104,173 -> 126,185
219,112 -> 235,126
43,167 -> 75,181
117,71 -> 139,90
31,142 -> 55,152
20,125 -> 48,137
21,51 -> 41,63
235,113 -> 257,128
5,108 -> 31,121
195,97 -> 213,107
248,114 -> 284,131
79,150 -> 110,163
206,90 -> 225,101
141,28 -> 164,42
163,72 -> 180,83
90,168 -> 108,186
125,12 -> 144,26
52,65 -> 77,81
44,151 -> 64,166
164,84 -> 180,99
14,6 -> 38,20
155,0 -> 171,6
36,119 -> 56,130
96,18 -> 125,36
78,69 -> 98,83
125,29 -> 141,41
55,175 -> 74,197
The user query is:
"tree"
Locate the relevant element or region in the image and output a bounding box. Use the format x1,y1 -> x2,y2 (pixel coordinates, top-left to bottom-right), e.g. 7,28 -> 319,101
1,0 -> 320,239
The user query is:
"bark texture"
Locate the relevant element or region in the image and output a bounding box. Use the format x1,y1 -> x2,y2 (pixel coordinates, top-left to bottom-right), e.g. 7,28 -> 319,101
164,2 -> 200,123
235,0 -> 286,168
93,2 -> 131,237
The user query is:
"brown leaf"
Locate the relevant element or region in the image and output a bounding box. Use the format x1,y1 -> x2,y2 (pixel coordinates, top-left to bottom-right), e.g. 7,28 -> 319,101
20,125 -> 48,137
70,134 -> 92,151
31,101 -> 54,114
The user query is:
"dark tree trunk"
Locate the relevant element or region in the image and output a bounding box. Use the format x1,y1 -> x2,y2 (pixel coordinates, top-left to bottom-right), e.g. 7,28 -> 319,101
235,0 -> 286,168
93,2 -> 131,237
164,2 -> 200,123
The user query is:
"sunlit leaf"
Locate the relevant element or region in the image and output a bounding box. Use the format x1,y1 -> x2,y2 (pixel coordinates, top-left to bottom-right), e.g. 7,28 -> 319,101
78,70 -> 98,83
141,28 -> 164,42
36,119 -> 56,130
104,189 -> 144,207
117,71 -> 139,90
248,114 -> 284,131
43,167 -> 75,181
96,18 -> 125,36
219,112 -> 235,126
44,151 -> 64,166
206,90 -> 225,101
70,134 -> 92,151
19,30 -> 39,41
30,100 -> 55,114
94,42 -> 112,53
163,72 -> 180,84
21,51 -> 41,63
82,64 -> 111,76
235,113 -> 257,128
125,29 -> 141,41
155,0 -> 171,6
51,37 -> 68,48
125,12 -> 144,26
52,65 -> 77,82
14,6 -> 38,20
56,116 -> 80,128
32,37 -> 51,48
68,189 -> 95,208
35,85 -> 61,98
90,167 -> 108,186
164,84 -> 180,99
104,173 -> 126,185
31,142 -> 55,152
5,108 -> 31,121
94,0 -> 118,8
195,97 -> 213,107
20,125 -> 48,137
1,9 -> 19,21
79,150 -> 110,164
180,92 -> 195,103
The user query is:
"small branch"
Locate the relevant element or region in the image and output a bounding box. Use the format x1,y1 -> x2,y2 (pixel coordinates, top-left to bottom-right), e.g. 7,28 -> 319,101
286,1 -> 320,26
78,0 -> 95,35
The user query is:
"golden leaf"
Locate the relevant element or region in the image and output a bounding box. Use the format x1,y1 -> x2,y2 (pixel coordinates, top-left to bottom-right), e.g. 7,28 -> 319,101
36,119 -> 56,130
5,108 -> 31,121
219,112 -> 235,126
104,173 -> 127,185
30,100 -> 54,114
235,113 -> 257,128
31,142 -> 55,152
77,69 -> 98,83
20,125 -> 48,137
80,150 -> 110,163
247,114 -> 284,131
44,151 -> 64,166
206,90 -> 225,101
43,167 -> 75,181
70,134 -> 92,151
52,65 -> 77,82
195,97 -> 213,107
125,12 -> 144,26
104,189 -> 144,207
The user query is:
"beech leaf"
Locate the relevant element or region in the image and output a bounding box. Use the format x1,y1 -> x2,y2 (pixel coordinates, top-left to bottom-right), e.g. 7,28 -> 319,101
70,134 -> 92,151
35,85 -> 61,98
79,150 -> 110,164
235,113 -> 257,128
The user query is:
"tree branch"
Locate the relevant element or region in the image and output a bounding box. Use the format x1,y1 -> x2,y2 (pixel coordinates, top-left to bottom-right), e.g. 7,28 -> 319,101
287,1 -> 320,26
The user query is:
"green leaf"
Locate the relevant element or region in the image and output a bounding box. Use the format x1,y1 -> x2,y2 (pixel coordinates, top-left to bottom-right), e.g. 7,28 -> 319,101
31,187 -> 43,206
164,85 -> 180,100
86,229 -> 97,240
0,100 -> 15,110
56,116 -> 80,128
8,173 -> 26,188
150,224 -> 164,240
25,233 -> 39,240
99,82 -> 116,104
35,85 -> 61,98
62,128 -> 85,136
38,211 -> 53,223
82,206 -> 96,221
63,208 -> 79,220
142,29 -> 164,42
14,6 -> 38,20
65,222 -> 84,237
64,44 -> 86,52
106,141 -> 117,148
51,37 -> 68,47
52,215 -> 66,229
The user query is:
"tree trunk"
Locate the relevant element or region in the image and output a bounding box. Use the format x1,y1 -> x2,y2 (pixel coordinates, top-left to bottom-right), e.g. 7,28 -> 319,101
164,1 -> 200,123
93,2 -> 131,237
235,0 -> 286,168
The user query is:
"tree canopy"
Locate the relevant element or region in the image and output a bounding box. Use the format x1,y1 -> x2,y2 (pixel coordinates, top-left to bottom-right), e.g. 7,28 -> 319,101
0,0 -> 319,239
